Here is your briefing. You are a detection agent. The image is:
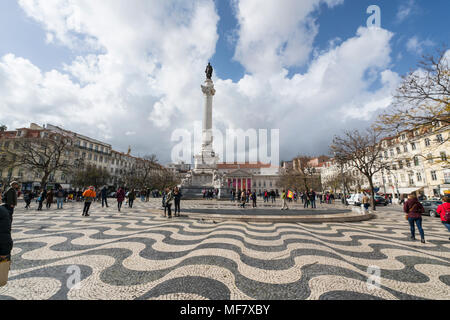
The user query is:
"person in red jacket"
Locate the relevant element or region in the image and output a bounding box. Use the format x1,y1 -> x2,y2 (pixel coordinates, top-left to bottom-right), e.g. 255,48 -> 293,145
403,193 -> 426,243
436,196 -> 450,240
116,187 -> 126,212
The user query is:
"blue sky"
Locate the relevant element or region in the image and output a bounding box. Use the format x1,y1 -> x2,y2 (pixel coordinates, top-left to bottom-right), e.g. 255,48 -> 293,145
2,0 -> 447,80
0,0 -> 448,163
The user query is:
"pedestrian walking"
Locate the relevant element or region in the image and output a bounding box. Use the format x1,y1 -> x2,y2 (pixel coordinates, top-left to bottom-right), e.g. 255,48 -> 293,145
101,186 -> 109,208
24,191 -> 33,209
309,189 -> 316,208
46,189 -> 54,209
362,194 -> 370,212
165,188 -> 174,218
403,193 -> 426,243
1,182 -> 19,221
37,189 -> 46,211
173,187 -> 182,217
128,189 -> 136,208
116,187 -> 125,212
240,190 -> 246,208
281,190 -> 289,210
56,187 -> 65,210
81,187 -> 96,216
304,191 -> 310,208
436,196 -> 450,240
0,204 -> 13,287
251,190 -> 257,208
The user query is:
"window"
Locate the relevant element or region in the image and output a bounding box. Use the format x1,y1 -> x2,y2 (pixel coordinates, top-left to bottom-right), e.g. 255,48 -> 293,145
392,165 -> 397,170
408,173 -> 414,185
90,143 -> 93,149
384,151 -> 388,159
398,161 -> 403,169
416,172 -> 422,182
94,155 -> 98,161
401,134 -> 406,140
436,134 -> 443,143
406,160 -> 411,168
396,147 -> 401,154
83,142 -> 87,147
390,149 -> 394,157
431,171 -> 437,181
441,152 -> 447,162
425,138 -> 430,147
445,172 -> 450,184
95,145 -> 99,151
88,153 -> 92,160
411,142 -> 416,150
403,145 -> 408,153
414,156 -> 419,166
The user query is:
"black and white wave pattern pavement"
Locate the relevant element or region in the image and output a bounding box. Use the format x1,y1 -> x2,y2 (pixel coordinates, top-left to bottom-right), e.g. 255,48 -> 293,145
0,202 -> 449,300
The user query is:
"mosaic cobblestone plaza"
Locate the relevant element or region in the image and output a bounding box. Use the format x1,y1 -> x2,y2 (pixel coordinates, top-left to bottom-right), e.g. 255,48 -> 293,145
1,200 -> 449,300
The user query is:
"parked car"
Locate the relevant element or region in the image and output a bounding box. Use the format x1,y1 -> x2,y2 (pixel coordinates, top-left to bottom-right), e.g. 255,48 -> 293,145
108,192 -> 117,198
420,200 -> 443,217
347,193 -> 363,206
374,195 -> 388,206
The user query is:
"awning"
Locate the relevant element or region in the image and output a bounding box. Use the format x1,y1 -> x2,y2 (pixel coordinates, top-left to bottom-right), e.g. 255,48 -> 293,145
397,187 -> 423,194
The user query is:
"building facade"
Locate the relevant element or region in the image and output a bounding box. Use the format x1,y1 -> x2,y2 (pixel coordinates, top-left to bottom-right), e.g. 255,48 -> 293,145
321,123 -> 450,199
0,123 -> 164,190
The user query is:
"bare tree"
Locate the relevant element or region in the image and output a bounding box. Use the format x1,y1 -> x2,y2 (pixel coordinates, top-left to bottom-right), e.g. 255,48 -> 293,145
1,131 -> 78,188
331,128 -> 387,210
278,156 -> 322,192
72,165 -> 111,189
375,46 -> 449,134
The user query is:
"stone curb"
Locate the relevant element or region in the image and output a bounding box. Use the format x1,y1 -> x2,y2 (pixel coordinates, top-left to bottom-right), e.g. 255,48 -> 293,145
149,209 -> 376,223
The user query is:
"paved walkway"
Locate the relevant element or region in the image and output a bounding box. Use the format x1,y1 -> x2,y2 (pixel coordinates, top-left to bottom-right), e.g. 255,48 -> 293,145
0,200 -> 449,300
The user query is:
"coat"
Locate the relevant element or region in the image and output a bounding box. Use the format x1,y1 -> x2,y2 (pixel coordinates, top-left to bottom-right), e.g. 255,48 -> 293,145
0,205 -> 13,256
46,191 -> 54,203
403,197 -> 425,219
3,187 -> 17,208
83,189 -> 97,202
436,202 -> 450,222
116,189 -> 125,202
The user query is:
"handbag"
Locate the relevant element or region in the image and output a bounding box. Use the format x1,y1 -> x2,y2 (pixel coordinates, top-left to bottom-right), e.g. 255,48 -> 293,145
405,203 -> 419,220
0,255 -> 11,287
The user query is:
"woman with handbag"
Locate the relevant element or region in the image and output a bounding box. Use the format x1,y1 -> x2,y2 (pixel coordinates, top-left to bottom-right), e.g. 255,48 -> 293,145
403,193 -> 426,243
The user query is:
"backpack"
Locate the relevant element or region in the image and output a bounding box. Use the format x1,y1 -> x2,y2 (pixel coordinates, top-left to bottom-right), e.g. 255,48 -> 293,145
444,207 -> 450,222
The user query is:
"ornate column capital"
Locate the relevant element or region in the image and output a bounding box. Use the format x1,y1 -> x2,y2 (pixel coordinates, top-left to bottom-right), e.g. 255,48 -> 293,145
201,80 -> 216,96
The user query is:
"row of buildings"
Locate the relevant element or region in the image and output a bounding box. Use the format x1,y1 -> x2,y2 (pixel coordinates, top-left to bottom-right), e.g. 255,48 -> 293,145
320,122 -> 450,200
0,123 -> 165,191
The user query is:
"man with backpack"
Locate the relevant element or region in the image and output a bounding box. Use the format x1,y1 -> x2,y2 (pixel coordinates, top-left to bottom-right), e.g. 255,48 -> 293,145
436,196 -> 450,240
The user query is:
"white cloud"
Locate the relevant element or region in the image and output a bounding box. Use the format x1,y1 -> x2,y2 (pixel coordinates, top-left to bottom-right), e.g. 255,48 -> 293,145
396,0 -> 417,23
231,0 -> 344,75
406,36 -> 435,55
0,0 -> 401,163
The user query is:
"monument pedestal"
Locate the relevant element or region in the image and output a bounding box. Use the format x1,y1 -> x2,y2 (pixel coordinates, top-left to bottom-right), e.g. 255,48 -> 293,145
180,76 -> 225,199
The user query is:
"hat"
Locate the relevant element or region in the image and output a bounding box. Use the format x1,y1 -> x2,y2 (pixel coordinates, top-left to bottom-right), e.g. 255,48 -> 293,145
10,181 -> 19,186
89,186 -> 94,190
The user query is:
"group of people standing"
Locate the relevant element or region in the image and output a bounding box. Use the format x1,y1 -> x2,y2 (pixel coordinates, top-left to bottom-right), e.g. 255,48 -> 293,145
403,193 -> 450,243
162,187 -> 182,218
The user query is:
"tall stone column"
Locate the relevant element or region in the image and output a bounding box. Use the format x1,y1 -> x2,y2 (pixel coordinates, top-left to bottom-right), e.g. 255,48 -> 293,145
201,79 -> 215,152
